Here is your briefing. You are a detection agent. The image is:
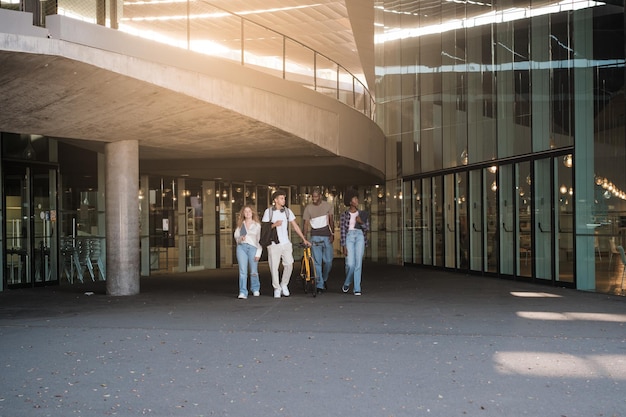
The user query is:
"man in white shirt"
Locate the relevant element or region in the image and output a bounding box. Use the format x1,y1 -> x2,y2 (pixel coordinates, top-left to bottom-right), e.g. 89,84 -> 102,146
262,190 -> 310,298
303,188 -> 335,293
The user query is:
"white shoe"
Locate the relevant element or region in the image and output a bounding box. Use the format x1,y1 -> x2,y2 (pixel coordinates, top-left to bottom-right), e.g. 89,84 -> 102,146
281,285 -> 290,297
238,293 -> 247,299
274,289 -> 281,298
252,291 -> 260,297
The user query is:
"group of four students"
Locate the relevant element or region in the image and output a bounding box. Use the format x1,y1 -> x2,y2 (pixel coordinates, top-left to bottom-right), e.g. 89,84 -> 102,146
233,188 -> 369,299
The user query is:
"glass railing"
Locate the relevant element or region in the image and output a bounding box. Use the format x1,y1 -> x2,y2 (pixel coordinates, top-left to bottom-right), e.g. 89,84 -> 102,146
118,1 -> 375,119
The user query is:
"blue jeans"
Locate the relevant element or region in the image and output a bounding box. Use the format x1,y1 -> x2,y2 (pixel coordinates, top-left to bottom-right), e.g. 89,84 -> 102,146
236,243 -> 260,294
310,236 -> 333,289
344,229 -> 365,293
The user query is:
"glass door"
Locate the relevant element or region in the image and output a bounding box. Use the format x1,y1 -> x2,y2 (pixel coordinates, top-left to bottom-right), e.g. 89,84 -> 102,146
413,180 -> 423,265
517,161 -> 532,278
534,158 -> 554,281
444,173 -> 456,268
485,166 -> 499,273
456,172 -> 469,270
469,169 -> 483,272
422,178 -> 433,265
433,176 -> 444,266
402,181 -> 414,263
5,167 -> 29,286
499,164 -> 515,276
556,155 -> 574,283
4,164 -> 58,287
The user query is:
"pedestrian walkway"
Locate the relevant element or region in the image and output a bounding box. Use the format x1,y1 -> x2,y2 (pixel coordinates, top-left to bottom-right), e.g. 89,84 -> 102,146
1,262 -> 625,416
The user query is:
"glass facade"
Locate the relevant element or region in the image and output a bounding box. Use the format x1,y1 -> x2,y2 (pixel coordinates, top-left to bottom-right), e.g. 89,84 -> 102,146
375,0 -> 626,293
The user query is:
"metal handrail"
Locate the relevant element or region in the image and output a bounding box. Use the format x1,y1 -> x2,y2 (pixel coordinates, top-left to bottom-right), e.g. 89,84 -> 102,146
209,2 -> 374,118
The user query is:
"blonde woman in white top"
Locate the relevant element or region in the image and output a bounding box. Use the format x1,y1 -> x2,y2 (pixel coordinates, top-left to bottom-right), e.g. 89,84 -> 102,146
234,205 -> 263,299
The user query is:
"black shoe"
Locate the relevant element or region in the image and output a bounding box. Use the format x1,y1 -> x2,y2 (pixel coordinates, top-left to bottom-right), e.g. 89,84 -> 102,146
324,281 -> 328,290
316,288 -> 324,294
342,285 -> 350,293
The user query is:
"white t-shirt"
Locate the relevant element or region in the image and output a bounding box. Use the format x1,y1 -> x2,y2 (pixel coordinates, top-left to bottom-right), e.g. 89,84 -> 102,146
348,210 -> 359,230
262,207 -> 295,245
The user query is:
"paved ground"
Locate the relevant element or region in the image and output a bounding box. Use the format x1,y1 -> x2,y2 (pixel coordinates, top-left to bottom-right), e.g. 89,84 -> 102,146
1,262 -> 625,417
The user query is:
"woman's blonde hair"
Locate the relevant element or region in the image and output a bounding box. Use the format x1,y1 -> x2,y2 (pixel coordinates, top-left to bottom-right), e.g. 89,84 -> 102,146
236,205 -> 260,228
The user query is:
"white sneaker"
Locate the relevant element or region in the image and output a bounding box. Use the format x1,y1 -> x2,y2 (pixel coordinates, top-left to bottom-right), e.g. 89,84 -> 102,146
252,291 -> 260,297
237,293 -> 247,299
274,289 -> 281,298
281,285 -> 290,297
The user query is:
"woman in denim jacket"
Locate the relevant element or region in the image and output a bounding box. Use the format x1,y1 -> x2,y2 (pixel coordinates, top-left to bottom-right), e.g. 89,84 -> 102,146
340,189 -> 369,296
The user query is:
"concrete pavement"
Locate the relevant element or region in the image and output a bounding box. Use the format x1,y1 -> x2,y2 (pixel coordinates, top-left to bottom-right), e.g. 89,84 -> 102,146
1,262 -> 625,417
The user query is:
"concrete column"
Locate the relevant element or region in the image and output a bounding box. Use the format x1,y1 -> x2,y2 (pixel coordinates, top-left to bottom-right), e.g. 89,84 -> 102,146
105,140 -> 140,296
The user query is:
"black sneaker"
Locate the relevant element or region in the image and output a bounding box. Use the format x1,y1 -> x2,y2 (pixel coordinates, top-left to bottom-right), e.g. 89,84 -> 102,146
342,285 -> 350,293
324,281 -> 328,290
316,288 -> 324,294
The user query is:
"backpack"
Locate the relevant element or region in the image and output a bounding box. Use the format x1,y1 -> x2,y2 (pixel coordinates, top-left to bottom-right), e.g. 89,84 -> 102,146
260,208 -> 278,247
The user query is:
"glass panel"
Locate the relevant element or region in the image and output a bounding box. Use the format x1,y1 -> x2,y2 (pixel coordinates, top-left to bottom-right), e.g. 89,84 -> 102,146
467,26 -> 497,163
285,38 -> 314,86
218,183 -> 233,267
441,29 -> 458,169
534,158 -> 553,280
499,164 -> 515,276
433,176 -> 444,266
456,172 -> 469,270
485,166 -> 498,273
592,3 -> 625,294
400,100 -> 419,175
422,178 -> 433,265
513,19 -> 531,154
402,181 -> 413,263
32,167 -> 57,283
354,79 -> 369,116
556,156 -> 574,283
315,54 -> 338,100
338,66 -> 354,108
413,179 -> 423,265
190,3 -> 242,60
495,20 -> 515,158
184,180 -> 203,271
444,173 -> 455,268
256,186 -> 269,219
120,1 -> 191,51
5,168 -> 30,285
242,21 -> 284,76
517,162 -> 532,278
550,13 -> 574,149
420,29 -> 443,171
469,169 -> 483,271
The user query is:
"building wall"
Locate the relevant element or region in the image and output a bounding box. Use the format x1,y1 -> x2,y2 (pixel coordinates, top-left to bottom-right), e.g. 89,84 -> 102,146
375,0 -> 626,294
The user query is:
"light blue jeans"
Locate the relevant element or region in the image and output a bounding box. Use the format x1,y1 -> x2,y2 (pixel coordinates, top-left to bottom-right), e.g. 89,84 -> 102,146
236,243 -> 260,295
344,229 -> 365,293
310,236 -> 333,289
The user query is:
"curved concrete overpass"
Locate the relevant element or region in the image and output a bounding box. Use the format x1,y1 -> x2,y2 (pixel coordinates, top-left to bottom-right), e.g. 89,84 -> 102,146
0,11 -> 385,185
